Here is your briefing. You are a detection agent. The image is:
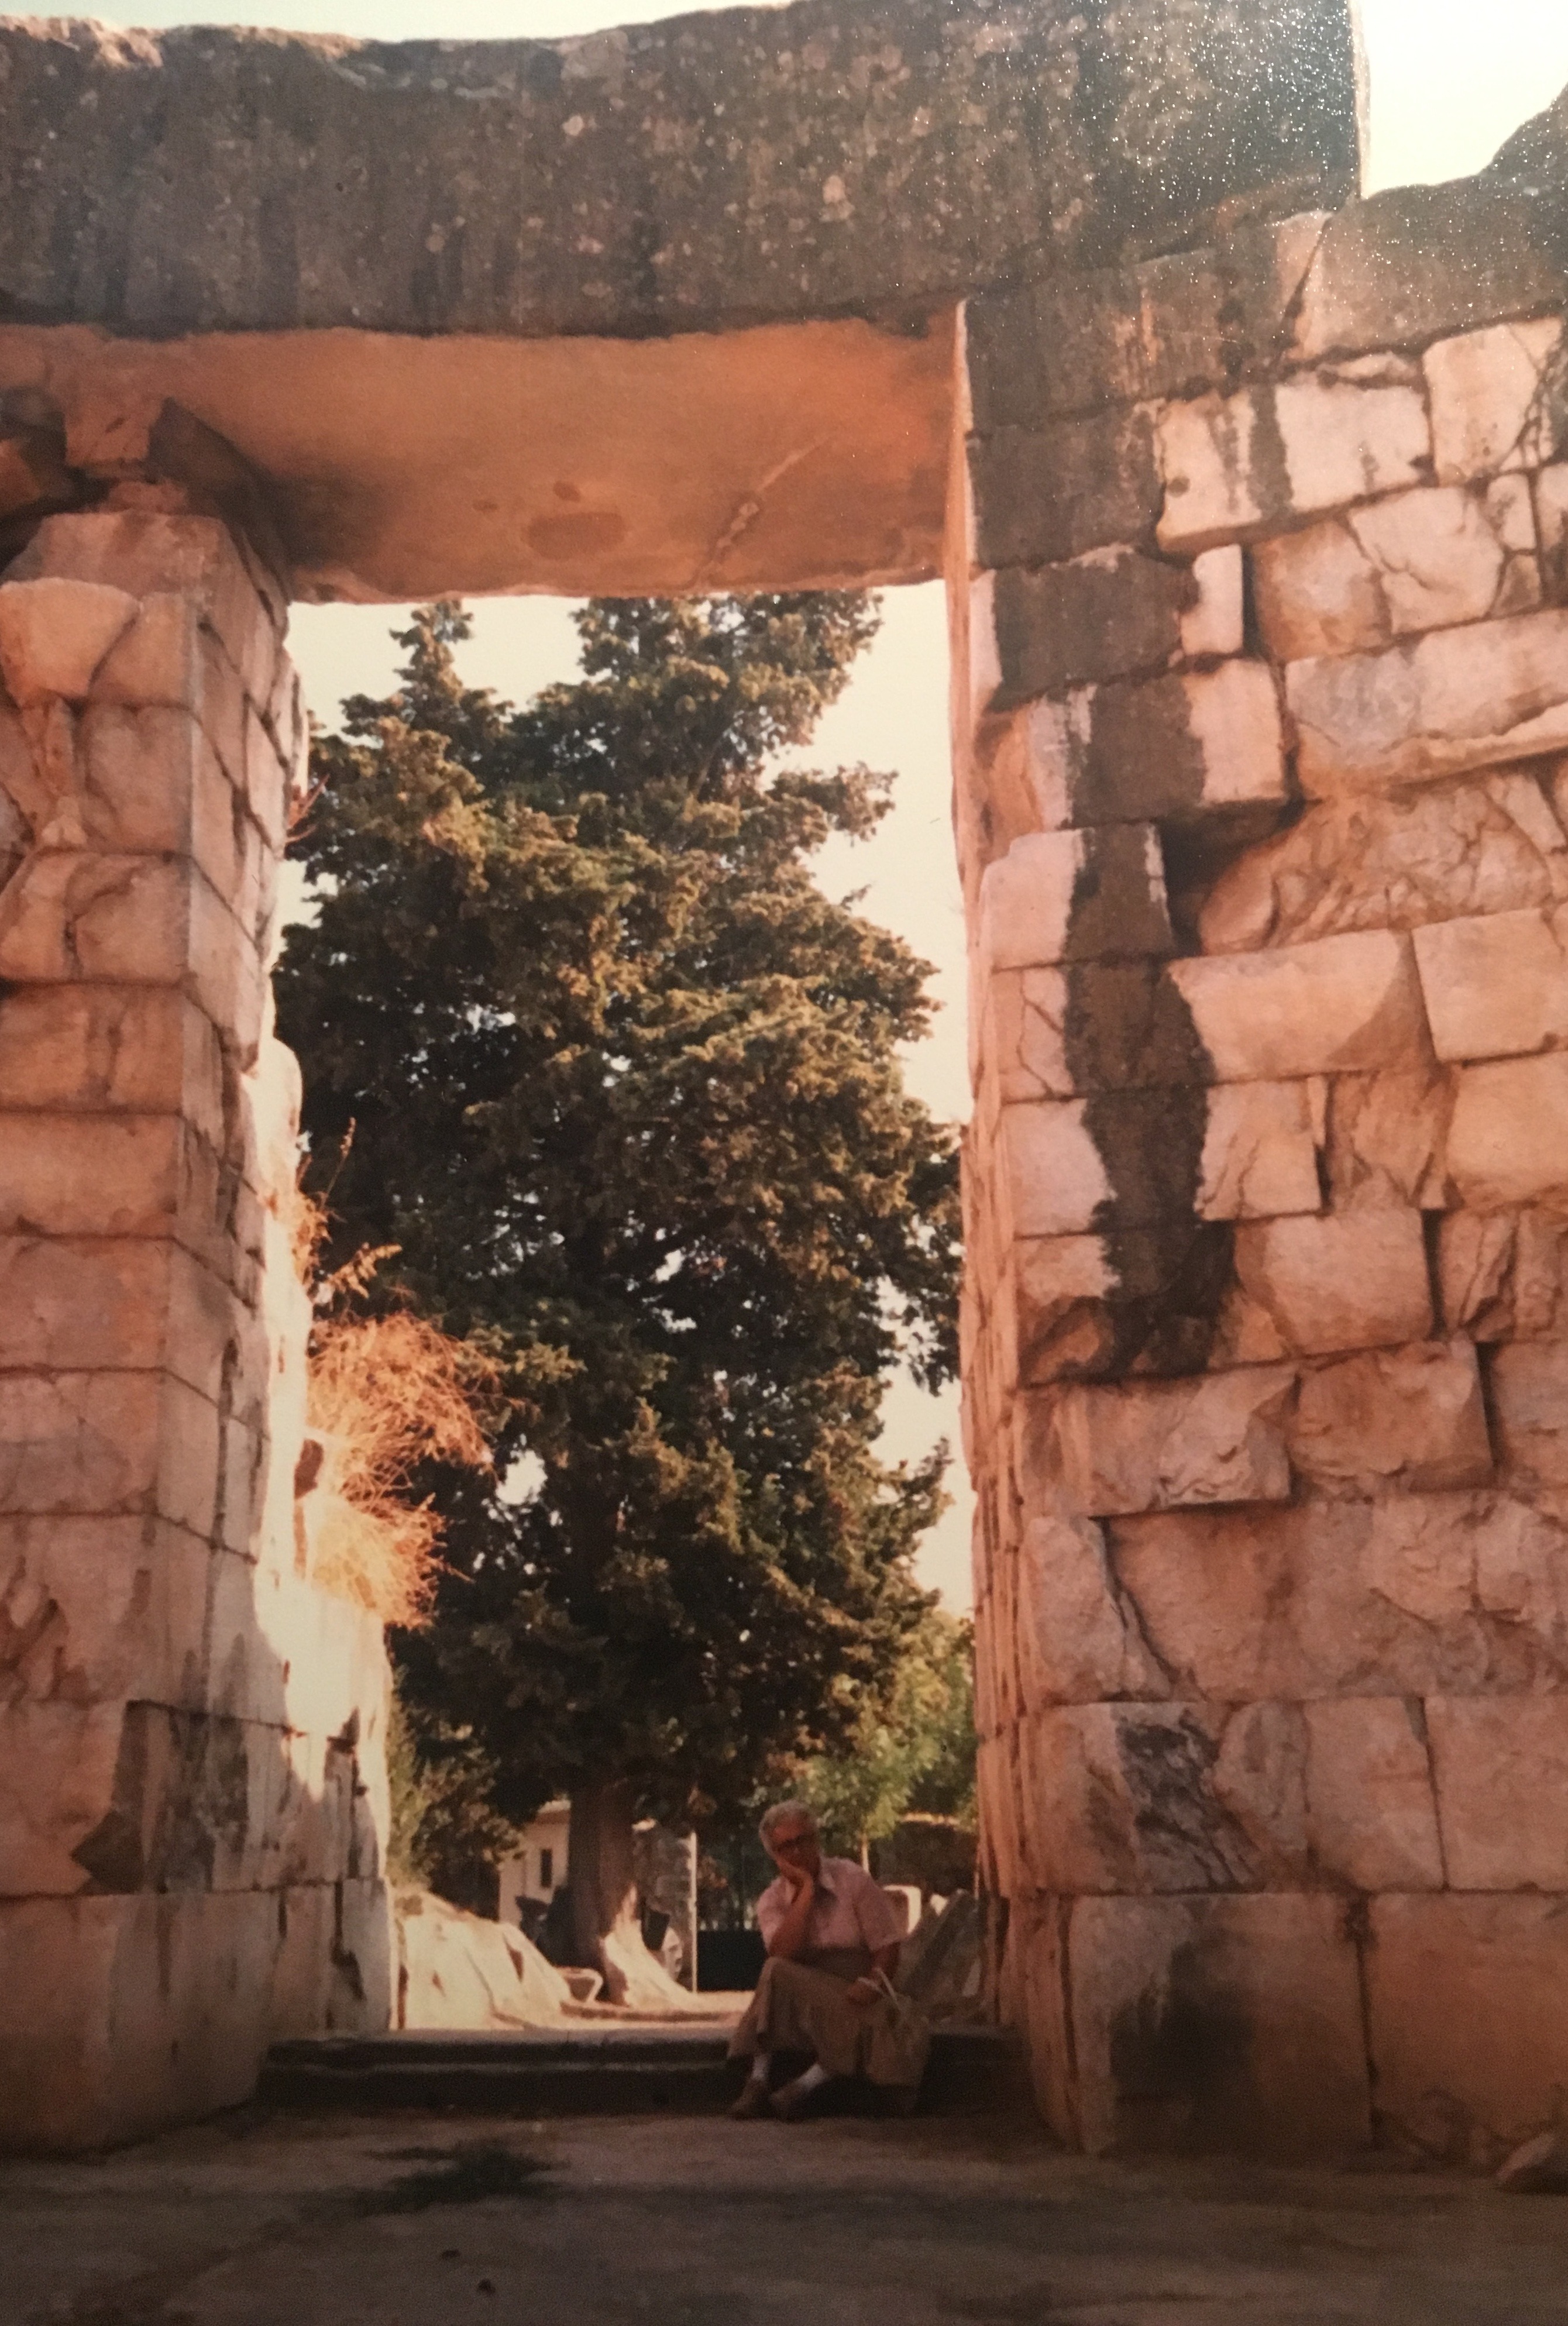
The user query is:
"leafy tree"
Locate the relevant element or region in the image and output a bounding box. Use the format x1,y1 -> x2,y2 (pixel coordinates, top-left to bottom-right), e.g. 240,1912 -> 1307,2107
278,594 -> 962,1997
796,1607 -> 976,1864
386,1694 -> 522,1917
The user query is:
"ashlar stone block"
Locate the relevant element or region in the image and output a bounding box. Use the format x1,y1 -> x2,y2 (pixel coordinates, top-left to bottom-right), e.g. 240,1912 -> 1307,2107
1367,1894 -> 1568,2163
1196,1082 -> 1321,1220
0,577 -> 138,703
982,550 -> 1194,707
1447,1051 -> 1568,1209
1300,1697 -> 1444,1892
9,512 -> 284,718
1232,1209 -> 1433,1357
1067,1892 -> 1370,2158
1157,366 -> 1431,553
1288,608 -> 1568,796
1412,904 -> 1568,1062
968,409 -> 1161,569
1013,1501 -> 1167,1712
1074,659 -> 1287,825
1019,1702 -> 1259,1896
1179,545 -> 1244,660
983,969 -> 1072,1104
1253,479 -> 1540,663
1488,1340 -> 1568,1489
978,825 -> 1172,973
1198,773 -> 1568,957
999,1101 -> 1110,1240
1429,1695 -> 1568,1891
1289,1339 -> 1493,1498
1167,930 -> 1427,1083
0,988 -> 226,1134
1025,1367 -> 1296,1518
1423,318 -> 1566,485
1439,1207 -> 1568,1341
1323,1068 -> 1450,1214
1112,1491 -> 1568,1704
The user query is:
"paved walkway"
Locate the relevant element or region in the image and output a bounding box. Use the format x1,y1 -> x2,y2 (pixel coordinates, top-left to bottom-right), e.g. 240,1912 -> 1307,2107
8,2108 -> 1568,2324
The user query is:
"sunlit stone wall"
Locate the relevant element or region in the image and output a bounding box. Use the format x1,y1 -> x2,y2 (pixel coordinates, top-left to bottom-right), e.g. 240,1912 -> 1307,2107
955,167 -> 1568,2163
0,507 -> 391,2150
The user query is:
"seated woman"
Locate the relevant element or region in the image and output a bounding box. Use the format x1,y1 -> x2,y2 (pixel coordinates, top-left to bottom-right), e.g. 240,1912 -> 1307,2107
728,1799 -> 930,2121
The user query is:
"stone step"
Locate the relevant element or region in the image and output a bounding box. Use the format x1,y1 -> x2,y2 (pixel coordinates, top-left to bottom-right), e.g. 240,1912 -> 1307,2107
257,2024 -> 1031,2119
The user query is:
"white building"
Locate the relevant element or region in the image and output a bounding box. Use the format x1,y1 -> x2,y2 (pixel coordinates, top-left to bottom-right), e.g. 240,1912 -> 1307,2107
497,1799 -> 570,1925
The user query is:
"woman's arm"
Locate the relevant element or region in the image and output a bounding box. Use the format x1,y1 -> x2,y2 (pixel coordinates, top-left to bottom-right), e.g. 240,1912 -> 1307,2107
766,1870 -> 817,1960
846,1940 -> 900,2004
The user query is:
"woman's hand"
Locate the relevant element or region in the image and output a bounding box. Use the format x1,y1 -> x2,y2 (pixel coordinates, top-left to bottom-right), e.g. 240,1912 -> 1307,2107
845,1976 -> 881,2007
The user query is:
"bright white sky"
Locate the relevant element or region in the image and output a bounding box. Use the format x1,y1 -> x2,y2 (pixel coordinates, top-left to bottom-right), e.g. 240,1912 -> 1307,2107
109,0 -> 1568,1606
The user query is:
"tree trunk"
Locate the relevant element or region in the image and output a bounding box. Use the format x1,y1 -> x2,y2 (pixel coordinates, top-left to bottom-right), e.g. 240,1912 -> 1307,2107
567,1776 -> 696,2011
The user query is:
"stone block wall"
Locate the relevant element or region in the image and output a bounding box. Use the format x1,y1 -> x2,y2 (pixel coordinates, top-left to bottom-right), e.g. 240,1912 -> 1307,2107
954,172 -> 1568,2162
0,507 -> 391,2150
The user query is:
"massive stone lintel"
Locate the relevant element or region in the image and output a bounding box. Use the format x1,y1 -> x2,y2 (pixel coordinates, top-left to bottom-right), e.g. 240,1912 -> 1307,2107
0,1 -> 1358,601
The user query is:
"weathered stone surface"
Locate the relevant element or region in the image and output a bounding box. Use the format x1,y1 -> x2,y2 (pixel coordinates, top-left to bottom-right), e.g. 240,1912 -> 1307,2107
1323,1068 -> 1450,1213
1024,1368 -> 1295,1518
1488,1341 -> 1568,1488
1440,1207 -> 1568,1341
1288,610 -> 1568,796
978,826 -> 1171,973
1535,462 -> 1568,599
1195,1082 -> 1321,1221
969,412 -> 1161,570
0,852 -> 265,1064
1167,931 -> 1426,1082
1298,1696 -> 1444,1891
1011,1221 -> 1237,1386
0,577 -> 137,703
1198,775 -> 1568,955
1156,366 -> 1431,553
1013,1501 -> 1166,1710
1290,1340 -> 1493,1497
1018,1702 -> 1258,1895
9,514 -> 283,714
1112,1492 -> 1568,1701
1066,660 -> 1288,825
1253,480 -> 1540,663
1067,1892 -> 1370,2158
1232,1210 -> 1432,1357
396,1887 -> 570,2031
982,969 -> 1072,1104
1413,906 -> 1568,1063
1424,319 -> 1567,485
0,1114 -> 181,1239
1428,1695 -> 1568,1890
1367,1894 -> 1568,2163
1290,181 -> 1567,365
1180,545 -> 1244,660
983,552 -> 1192,704
1447,1052 -> 1568,1209
964,215 -> 1329,429
0,8 -> 1358,342
999,1102 -> 1110,1240
0,1880 -> 388,2149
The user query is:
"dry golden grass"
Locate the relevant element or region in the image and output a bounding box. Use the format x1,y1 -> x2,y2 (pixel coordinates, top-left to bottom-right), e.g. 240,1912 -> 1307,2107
291,1188 -> 492,1627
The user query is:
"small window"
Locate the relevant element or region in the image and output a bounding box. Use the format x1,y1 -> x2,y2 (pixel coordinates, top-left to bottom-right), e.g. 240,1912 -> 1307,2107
539,1847 -> 554,1891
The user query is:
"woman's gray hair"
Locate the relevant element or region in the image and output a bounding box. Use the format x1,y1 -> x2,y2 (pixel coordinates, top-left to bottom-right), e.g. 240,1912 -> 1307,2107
758,1799 -> 818,1847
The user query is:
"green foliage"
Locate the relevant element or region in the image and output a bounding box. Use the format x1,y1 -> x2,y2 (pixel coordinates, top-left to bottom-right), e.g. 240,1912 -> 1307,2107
795,1608 -> 976,1858
278,592 -> 962,1833
386,1694 -> 522,1915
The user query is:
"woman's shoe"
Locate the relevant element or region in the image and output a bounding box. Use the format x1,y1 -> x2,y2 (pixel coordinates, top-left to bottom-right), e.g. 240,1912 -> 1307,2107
769,2074 -> 822,2122
729,2080 -> 772,2120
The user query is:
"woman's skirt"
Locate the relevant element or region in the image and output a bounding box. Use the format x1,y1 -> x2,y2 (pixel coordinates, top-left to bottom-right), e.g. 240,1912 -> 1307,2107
727,1950 -> 931,2090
